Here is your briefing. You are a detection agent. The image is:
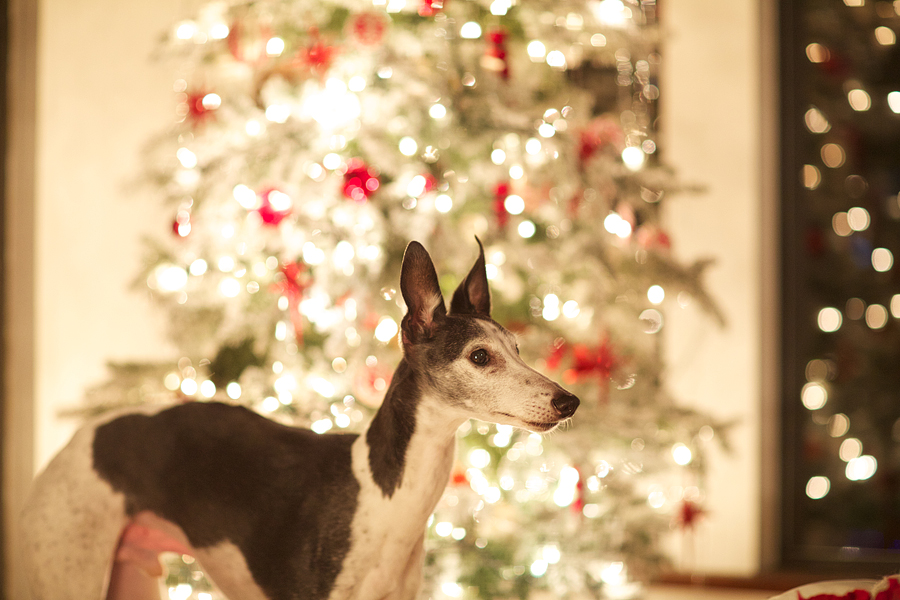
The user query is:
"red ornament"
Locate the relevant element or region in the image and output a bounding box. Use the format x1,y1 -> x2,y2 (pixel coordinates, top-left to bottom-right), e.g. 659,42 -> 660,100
572,465 -> 585,514
547,337 -> 621,402
182,91 -> 218,126
271,262 -> 312,343
256,187 -> 293,226
493,182 -> 511,228
578,116 -> 625,167
800,592 -> 871,600
227,19 -> 271,64
172,217 -> 191,238
450,469 -> 468,486
419,0 -> 444,17
546,338 -> 569,371
349,12 -> 387,46
567,339 -> 618,386
675,500 -> 707,531
482,28 -> 510,80
298,28 -> 339,78
342,159 -> 380,203
636,225 -> 672,252
353,363 -> 393,408
875,579 -> 900,600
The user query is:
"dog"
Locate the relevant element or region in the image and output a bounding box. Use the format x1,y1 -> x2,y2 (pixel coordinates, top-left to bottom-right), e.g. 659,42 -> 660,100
21,239 -> 579,600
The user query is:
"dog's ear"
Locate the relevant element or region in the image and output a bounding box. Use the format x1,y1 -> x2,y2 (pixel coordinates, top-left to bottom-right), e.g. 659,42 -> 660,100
450,237 -> 491,317
400,241 -> 446,344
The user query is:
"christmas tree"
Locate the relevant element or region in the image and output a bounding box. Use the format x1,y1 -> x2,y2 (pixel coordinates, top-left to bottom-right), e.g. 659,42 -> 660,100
87,0 -> 725,597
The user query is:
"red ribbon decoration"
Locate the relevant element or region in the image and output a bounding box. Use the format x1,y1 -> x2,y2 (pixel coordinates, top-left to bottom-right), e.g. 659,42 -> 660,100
256,187 -> 292,226
484,28 -> 510,80
675,500 -> 707,532
799,578 -> 900,600
419,0 -> 445,17
272,262 -> 311,343
342,159 -> 380,203
493,182 -> 511,229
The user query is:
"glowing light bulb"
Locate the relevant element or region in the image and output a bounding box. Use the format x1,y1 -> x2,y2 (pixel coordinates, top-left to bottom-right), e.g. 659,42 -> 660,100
435,194 -> 453,213
518,220 -> 536,238
527,40 -> 546,60
672,443 -> 692,465
201,93 -> 221,110
233,184 -> 257,209
175,21 -> 197,40
460,22 -> 482,39
806,476 -> 830,499
154,264 -> 188,292
622,146 -> 645,171
546,50 -> 567,69
848,88 -> 871,111
399,137 -> 418,156
817,307 -> 842,332
374,317 -> 399,342
176,148 -> 198,169
209,23 -> 229,40
504,194 -> 525,215
266,37 -> 285,56
647,285 -> 664,305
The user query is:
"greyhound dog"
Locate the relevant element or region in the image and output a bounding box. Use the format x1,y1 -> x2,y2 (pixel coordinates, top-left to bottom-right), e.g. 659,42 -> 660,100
21,240 -> 579,600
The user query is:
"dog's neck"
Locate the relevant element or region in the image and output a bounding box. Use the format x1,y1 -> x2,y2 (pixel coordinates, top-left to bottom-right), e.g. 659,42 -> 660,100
365,358 -> 464,499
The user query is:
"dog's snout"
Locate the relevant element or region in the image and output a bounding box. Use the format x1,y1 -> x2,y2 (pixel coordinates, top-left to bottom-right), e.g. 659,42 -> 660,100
551,392 -> 579,419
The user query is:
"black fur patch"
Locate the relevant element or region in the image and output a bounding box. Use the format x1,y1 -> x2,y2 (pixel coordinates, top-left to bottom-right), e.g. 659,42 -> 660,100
366,360 -> 419,497
365,315 -> 502,497
92,402 -> 359,600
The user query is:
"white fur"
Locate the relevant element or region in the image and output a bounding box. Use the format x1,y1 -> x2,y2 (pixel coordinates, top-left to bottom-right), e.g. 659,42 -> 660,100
329,397 -> 462,600
21,409 -> 139,600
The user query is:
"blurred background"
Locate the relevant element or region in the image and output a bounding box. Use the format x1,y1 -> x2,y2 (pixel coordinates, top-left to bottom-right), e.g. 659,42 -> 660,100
4,0 -> 898,598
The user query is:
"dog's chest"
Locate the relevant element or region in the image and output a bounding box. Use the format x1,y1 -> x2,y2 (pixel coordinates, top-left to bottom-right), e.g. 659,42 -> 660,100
328,429 -> 455,599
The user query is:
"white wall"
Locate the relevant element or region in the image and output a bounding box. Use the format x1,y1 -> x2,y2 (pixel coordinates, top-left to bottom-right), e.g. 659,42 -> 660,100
33,0 -> 183,471
661,0 -> 764,575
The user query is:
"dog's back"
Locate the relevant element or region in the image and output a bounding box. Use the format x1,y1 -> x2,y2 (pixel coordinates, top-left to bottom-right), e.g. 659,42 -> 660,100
22,402 -> 361,600
21,412 -> 131,599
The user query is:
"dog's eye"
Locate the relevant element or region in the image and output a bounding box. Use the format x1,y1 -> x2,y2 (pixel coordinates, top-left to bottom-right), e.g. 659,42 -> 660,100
470,349 -> 490,366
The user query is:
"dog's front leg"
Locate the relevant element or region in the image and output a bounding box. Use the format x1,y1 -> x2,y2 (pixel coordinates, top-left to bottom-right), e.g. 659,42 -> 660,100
381,535 -> 425,600
355,535 -> 425,600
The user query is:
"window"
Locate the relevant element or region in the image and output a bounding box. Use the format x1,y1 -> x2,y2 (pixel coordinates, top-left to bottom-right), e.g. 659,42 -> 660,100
781,0 -> 900,573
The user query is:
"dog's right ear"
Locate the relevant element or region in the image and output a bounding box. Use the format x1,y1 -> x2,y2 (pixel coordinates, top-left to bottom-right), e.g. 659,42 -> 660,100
400,241 -> 446,345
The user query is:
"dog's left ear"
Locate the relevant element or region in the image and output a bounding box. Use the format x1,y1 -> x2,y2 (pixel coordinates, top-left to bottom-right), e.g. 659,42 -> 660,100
450,237 -> 491,317
400,241 -> 447,345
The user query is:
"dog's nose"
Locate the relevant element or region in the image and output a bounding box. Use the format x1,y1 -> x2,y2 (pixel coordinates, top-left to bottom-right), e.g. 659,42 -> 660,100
551,393 -> 579,419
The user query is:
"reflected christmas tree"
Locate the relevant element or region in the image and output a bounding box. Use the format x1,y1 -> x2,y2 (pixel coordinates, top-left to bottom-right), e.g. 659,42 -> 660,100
785,0 -> 900,563
88,0 -> 725,597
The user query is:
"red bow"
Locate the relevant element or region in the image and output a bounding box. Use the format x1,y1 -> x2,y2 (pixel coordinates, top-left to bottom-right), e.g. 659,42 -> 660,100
272,262 -> 312,343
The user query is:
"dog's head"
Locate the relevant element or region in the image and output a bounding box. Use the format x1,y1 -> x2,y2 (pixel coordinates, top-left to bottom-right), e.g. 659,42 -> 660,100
399,239 -> 579,432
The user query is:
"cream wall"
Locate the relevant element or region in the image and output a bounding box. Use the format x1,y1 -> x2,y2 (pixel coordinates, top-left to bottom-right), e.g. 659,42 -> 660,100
8,0 -> 768,594
7,1 -> 181,596
661,0 -> 767,575
34,0 -> 180,468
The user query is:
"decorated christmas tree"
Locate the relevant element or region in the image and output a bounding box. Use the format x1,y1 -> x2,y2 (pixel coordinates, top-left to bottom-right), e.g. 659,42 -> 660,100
87,0 -> 725,597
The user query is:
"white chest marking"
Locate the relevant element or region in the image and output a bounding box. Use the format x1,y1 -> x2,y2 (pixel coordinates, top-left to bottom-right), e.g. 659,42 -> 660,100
328,399 -> 463,600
